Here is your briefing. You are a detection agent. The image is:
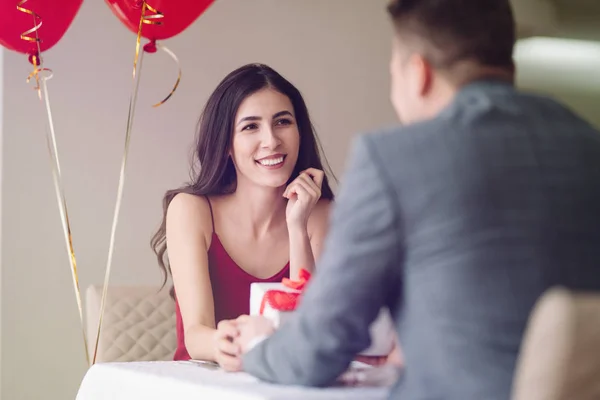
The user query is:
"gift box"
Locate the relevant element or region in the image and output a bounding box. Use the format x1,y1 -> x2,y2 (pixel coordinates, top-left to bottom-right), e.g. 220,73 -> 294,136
249,282 -> 299,328
249,270 -> 396,356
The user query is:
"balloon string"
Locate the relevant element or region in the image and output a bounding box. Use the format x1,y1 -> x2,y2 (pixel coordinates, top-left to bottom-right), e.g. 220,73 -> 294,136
17,0 -> 90,366
92,0 -> 161,365
39,75 -> 90,368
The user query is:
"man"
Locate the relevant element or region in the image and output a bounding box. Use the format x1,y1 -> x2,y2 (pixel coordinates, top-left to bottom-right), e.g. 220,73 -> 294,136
219,0 -> 600,398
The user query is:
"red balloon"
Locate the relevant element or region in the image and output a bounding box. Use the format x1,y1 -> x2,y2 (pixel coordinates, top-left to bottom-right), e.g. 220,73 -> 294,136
105,0 -> 215,42
0,0 -> 83,61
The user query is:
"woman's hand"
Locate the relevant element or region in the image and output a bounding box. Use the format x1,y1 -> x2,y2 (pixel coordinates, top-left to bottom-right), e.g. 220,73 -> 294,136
213,320 -> 242,371
284,168 -> 324,230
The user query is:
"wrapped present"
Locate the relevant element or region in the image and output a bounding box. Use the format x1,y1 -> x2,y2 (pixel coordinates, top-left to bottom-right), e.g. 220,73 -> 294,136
249,269 -> 311,328
249,269 -> 396,356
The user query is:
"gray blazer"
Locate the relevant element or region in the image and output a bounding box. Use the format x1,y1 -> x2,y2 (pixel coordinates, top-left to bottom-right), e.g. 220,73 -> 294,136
242,79 -> 600,400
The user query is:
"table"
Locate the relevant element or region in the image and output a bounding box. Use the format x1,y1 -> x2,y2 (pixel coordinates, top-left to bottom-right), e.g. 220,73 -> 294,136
76,361 -> 391,400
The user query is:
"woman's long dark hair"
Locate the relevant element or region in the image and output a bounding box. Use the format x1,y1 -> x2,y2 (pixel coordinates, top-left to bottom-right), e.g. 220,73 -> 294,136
151,63 -> 335,293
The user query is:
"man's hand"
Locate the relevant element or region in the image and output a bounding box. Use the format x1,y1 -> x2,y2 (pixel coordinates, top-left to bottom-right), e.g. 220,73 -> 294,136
386,340 -> 403,367
354,336 -> 403,367
213,320 -> 242,371
234,315 -> 276,354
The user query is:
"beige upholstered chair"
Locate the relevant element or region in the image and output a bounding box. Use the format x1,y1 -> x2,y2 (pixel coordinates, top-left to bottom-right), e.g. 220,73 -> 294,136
512,287 -> 600,400
86,285 -> 177,363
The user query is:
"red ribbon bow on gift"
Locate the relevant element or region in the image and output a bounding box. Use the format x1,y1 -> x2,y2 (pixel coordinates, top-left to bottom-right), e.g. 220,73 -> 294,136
259,269 -> 312,314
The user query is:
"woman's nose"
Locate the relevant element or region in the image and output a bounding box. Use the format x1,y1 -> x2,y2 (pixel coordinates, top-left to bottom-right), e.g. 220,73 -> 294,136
261,127 -> 280,149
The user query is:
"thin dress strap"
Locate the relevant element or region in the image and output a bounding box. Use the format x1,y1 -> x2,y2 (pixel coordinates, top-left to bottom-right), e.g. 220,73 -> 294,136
205,196 -> 216,233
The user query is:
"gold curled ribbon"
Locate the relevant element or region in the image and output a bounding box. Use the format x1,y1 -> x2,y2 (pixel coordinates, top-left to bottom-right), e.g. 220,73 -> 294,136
16,0 -> 42,43
131,2 -> 162,80
152,43 -> 182,108
138,2 -> 180,108
26,67 -> 52,98
142,3 -> 163,26
17,0 -> 90,366
93,0 -> 179,365
17,0 -> 44,97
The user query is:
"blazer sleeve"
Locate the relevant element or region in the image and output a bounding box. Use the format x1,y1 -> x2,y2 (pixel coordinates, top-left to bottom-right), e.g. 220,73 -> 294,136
242,133 -> 403,386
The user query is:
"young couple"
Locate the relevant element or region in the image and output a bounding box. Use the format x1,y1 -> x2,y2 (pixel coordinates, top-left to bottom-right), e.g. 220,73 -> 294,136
154,0 -> 600,397
150,63 -> 401,370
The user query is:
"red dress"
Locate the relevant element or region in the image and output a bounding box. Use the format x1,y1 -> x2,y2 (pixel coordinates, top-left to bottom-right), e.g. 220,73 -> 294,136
173,199 -> 290,361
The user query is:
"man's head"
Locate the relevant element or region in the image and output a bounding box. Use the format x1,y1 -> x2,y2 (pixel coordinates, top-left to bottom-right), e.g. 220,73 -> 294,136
387,0 -> 516,124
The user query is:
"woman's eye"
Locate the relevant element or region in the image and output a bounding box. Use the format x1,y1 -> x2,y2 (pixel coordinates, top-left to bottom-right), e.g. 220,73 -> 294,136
276,118 -> 292,126
242,123 -> 258,131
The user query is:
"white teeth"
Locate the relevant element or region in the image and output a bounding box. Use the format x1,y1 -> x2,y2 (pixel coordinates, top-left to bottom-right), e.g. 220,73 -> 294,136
258,157 -> 284,166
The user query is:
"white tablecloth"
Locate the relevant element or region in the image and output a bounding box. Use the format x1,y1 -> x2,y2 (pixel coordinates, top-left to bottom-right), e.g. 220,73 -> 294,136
76,361 -> 391,400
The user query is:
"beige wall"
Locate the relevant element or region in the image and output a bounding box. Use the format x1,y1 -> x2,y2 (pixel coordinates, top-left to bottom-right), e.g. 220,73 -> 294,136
0,1 -> 396,399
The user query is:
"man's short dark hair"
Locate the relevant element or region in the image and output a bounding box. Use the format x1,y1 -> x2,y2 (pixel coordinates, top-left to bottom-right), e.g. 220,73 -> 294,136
387,0 -> 516,70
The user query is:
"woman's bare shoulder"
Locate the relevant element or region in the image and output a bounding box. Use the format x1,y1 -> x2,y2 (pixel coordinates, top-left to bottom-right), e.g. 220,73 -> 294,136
167,193 -> 214,236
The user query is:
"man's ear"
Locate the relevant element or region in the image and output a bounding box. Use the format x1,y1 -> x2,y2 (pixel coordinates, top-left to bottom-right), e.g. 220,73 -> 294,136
408,54 -> 434,97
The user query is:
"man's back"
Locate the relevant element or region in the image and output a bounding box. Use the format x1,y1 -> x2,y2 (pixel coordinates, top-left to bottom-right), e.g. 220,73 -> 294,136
371,79 -> 600,399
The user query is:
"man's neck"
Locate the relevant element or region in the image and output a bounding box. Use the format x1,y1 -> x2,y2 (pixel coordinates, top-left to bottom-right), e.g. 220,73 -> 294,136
448,63 -> 515,89
422,64 -> 514,121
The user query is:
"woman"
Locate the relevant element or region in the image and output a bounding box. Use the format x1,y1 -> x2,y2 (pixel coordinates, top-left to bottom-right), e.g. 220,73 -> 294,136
150,63 -> 335,370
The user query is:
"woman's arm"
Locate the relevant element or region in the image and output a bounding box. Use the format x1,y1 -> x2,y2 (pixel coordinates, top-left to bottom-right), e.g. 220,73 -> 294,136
288,199 -> 332,278
290,197 -> 402,366
166,194 -> 225,363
